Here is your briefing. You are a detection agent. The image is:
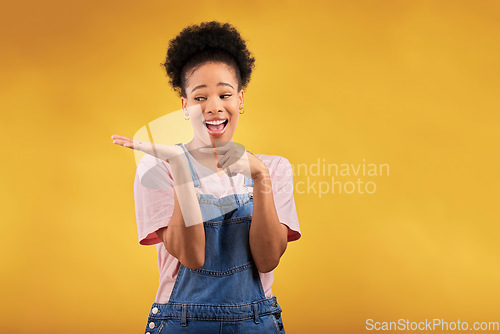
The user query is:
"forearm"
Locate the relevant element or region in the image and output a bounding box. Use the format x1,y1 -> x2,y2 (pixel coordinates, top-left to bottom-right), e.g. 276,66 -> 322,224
249,170 -> 287,273
165,156 -> 205,269
171,159 -> 203,227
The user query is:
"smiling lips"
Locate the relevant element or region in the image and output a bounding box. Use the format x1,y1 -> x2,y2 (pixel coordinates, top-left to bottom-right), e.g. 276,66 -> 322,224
204,118 -> 228,136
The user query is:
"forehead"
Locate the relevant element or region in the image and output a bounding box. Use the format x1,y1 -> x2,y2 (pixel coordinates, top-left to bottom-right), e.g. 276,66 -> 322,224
186,62 -> 237,89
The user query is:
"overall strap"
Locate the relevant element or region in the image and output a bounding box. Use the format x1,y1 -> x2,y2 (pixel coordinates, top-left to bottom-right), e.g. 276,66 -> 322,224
244,150 -> 255,198
176,143 -> 201,187
245,150 -> 256,187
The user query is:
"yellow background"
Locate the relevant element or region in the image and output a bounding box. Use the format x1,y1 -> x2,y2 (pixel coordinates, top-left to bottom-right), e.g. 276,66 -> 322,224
1,0 -> 499,333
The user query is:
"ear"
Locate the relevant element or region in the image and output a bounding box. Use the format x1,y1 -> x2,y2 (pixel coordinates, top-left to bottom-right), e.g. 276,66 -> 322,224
238,89 -> 245,109
181,97 -> 188,117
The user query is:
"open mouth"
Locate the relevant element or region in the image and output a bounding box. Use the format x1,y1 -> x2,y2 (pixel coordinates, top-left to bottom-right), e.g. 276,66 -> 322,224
203,119 -> 228,136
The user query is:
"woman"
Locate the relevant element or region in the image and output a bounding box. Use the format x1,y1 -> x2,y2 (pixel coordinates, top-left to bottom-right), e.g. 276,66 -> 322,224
111,21 -> 301,333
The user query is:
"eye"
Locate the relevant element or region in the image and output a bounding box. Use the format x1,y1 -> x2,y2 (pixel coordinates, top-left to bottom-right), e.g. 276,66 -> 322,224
194,97 -> 206,102
220,94 -> 232,99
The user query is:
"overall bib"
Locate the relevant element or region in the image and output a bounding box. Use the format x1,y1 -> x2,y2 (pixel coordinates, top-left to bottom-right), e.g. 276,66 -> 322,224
144,144 -> 285,334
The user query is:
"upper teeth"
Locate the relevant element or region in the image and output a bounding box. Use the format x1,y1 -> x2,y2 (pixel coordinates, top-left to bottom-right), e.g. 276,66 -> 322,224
205,120 -> 226,125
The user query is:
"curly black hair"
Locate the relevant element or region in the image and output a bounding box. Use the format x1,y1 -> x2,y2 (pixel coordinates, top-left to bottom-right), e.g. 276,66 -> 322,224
161,21 -> 256,98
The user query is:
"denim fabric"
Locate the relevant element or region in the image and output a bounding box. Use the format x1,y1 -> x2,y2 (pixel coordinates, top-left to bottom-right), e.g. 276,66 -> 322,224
144,297 -> 284,333
143,144 -> 285,333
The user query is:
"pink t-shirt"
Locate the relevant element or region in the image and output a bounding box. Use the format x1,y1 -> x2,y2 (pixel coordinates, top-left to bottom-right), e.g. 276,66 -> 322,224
134,151 -> 301,304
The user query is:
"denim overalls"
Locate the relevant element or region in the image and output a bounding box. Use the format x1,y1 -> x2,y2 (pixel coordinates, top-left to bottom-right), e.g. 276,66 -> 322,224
143,144 -> 285,333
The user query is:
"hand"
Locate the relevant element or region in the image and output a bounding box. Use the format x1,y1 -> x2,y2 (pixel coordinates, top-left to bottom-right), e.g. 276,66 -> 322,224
110,134 -> 183,162
199,142 -> 268,180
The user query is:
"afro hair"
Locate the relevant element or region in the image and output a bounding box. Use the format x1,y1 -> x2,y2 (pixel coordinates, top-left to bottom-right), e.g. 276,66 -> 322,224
161,21 -> 256,98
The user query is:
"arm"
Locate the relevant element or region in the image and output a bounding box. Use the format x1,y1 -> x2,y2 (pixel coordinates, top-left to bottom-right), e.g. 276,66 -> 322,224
196,143 -> 290,272
156,191 -> 205,269
156,155 -> 205,269
249,163 -> 289,273
114,134 -> 205,265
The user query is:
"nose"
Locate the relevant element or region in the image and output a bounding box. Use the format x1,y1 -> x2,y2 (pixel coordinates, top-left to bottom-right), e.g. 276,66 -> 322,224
204,96 -> 224,115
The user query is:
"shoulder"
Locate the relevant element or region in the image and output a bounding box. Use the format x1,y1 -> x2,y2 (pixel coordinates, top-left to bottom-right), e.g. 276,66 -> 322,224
254,154 -> 291,169
253,154 -> 293,181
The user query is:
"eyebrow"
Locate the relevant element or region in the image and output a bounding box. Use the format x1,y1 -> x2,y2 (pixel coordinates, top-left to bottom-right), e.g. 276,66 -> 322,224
191,82 -> 234,94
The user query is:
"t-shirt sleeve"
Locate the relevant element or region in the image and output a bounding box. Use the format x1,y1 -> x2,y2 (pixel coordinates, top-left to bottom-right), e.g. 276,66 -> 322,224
272,157 -> 302,242
134,154 -> 175,246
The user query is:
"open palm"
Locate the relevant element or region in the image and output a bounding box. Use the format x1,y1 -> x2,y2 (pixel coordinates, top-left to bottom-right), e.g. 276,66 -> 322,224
111,134 -> 183,162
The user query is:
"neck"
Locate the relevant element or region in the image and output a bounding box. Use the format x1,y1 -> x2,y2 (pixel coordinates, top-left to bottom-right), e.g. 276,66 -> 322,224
184,137 -> 233,175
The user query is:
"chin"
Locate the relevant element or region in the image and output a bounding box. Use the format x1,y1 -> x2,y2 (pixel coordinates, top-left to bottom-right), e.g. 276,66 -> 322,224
210,136 -> 232,144
211,128 -> 235,142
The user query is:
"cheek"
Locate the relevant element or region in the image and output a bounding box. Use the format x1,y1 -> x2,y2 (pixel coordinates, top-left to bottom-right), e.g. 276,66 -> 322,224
230,114 -> 239,127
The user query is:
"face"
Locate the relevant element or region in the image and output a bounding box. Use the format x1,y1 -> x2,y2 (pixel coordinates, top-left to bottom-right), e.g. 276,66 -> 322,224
181,62 -> 244,146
